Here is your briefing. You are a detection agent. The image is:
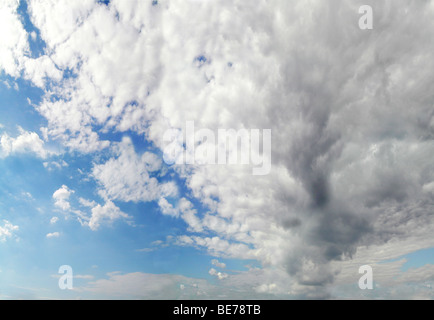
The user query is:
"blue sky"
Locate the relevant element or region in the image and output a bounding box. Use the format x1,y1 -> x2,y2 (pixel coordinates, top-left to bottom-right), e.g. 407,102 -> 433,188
1,0 -> 434,300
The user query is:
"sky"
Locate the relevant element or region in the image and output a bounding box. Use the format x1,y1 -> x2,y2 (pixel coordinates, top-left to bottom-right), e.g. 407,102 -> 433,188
0,0 -> 434,300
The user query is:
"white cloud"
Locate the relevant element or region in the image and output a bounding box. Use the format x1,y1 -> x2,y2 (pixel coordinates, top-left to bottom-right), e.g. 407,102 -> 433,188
88,200 -> 131,231
0,0 -> 29,77
23,55 -> 62,88
176,235 -> 256,260
52,187 -> 132,231
208,268 -> 228,280
30,31 -> 37,41
43,160 -> 68,171
50,217 -> 59,224
157,198 -> 179,218
51,273 -> 94,280
158,197 -> 203,232
0,220 -> 19,242
0,127 -> 51,158
28,0 -> 96,52
46,232 -> 60,238
2,81 -> 11,89
78,197 -> 97,208
52,185 -> 74,211
22,192 -> 34,200
74,274 -> 94,280
211,259 -> 226,269
0,1 -> 64,89
92,137 -> 177,203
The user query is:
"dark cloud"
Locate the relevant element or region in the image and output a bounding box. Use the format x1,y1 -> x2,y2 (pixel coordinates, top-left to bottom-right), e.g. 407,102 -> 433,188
264,0 -> 434,290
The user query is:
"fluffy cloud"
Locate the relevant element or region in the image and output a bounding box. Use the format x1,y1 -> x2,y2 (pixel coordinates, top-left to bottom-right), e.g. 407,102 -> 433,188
88,200 -> 131,231
52,185 -> 73,211
52,185 -> 132,231
0,0 -> 29,77
19,0 -> 434,298
92,137 -> 177,202
158,197 -> 203,232
176,235 -> 256,260
0,220 -> 19,242
0,127 -> 51,158
23,55 -> 62,88
211,259 -> 226,269
0,0 -> 64,88
209,268 -> 228,280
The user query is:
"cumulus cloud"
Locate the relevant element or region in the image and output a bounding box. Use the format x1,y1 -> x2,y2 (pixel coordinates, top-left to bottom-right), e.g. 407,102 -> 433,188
52,185 -> 73,211
52,185 -> 132,231
17,0 -> 434,297
209,268 -> 228,280
0,0 -> 66,89
0,220 -> 19,242
23,55 -> 62,88
0,128 -> 51,158
0,0 -> 29,77
92,137 -> 177,202
88,200 -> 131,231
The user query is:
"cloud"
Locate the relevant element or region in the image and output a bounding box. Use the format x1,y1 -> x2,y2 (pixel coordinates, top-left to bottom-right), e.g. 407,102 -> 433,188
158,197 -> 203,232
0,128 -> 52,159
176,235 -> 256,260
51,273 -> 94,280
211,259 -> 226,269
88,200 -> 131,231
23,55 -> 62,88
0,220 -> 19,242
46,232 -> 60,238
19,0 -> 434,297
51,185 -> 133,231
92,137 -> 177,203
74,274 -> 94,280
157,198 -> 179,218
76,267 -> 322,299
209,268 -> 228,280
0,0 -> 29,77
0,0 -> 64,88
50,217 -> 58,224
22,192 -> 34,200
76,269 -> 295,299
43,160 -> 68,171
52,185 -> 73,211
